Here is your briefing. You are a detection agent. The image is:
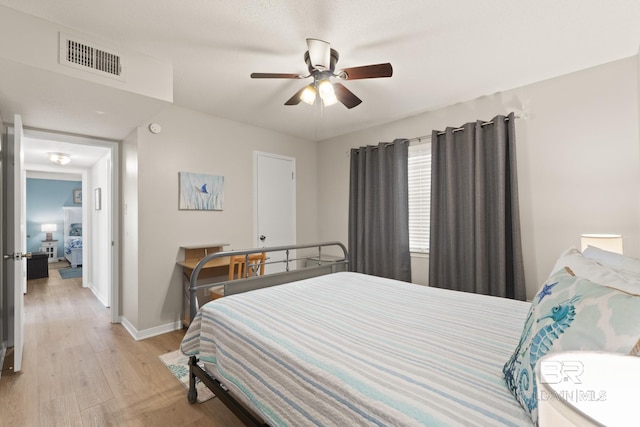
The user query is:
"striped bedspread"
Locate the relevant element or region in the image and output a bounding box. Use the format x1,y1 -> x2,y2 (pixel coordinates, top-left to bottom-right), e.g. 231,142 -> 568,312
181,272 -> 533,426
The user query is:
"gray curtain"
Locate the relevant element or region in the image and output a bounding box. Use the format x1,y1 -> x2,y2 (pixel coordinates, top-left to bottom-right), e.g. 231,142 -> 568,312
348,139 -> 411,282
429,113 -> 526,300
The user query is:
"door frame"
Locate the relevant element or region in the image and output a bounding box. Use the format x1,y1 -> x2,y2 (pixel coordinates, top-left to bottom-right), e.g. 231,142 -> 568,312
5,115 -> 26,373
22,127 -> 120,323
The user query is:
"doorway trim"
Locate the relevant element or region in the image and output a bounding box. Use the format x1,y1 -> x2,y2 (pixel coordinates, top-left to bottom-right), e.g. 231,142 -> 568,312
23,127 -> 120,323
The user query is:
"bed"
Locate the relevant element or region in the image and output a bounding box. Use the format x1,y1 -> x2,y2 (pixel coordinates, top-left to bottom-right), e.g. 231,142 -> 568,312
63,206 -> 83,268
181,244 -> 640,426
182,271 -> 533,425
64,236 -> 83,268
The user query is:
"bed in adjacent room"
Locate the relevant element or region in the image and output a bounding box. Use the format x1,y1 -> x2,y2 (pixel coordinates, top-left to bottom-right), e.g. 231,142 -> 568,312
64,235 -> 83,268
63,206 -> 83,268
181,245 -> 640,426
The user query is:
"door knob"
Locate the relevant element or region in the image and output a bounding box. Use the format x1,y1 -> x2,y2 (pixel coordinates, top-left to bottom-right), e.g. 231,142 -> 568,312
259,235 -> 266,242
3,252 -> 32,260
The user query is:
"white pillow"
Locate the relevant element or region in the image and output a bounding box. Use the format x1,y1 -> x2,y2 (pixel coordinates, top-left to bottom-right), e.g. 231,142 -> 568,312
550,246 -> 640,293
582,245 -> 640,274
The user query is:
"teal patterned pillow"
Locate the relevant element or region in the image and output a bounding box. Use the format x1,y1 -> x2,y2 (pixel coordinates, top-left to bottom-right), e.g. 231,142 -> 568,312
503,267 -> 640,423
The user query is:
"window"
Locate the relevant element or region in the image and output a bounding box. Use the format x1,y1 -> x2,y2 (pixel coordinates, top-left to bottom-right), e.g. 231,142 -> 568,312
408,142 -> 431,253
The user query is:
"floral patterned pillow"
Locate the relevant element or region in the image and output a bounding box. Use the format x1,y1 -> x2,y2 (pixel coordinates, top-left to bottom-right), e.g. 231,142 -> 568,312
69,223 -> 82,236
502,267 -> 640,423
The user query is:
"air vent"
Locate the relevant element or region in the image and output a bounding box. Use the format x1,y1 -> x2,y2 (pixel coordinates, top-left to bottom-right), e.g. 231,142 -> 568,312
59,33 -> 125,81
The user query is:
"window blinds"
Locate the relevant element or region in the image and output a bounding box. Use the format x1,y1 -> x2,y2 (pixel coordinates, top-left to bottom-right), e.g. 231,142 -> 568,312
408,142 -> 431,253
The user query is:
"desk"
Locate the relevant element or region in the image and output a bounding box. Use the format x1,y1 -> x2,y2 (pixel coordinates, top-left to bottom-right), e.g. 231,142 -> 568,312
178,243 -> 229,327
178,256 -> 231,280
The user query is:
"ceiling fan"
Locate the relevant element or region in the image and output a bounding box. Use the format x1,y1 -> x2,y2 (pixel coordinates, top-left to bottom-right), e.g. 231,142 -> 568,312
250,38 -> 393,109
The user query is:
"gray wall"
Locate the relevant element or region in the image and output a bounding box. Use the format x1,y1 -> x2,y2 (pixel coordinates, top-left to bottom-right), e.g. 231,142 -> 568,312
121,105 -> 318,333
316,56 -> 640,300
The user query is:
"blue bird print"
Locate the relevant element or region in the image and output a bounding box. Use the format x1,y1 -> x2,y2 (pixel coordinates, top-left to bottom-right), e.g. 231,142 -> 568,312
195,183 -> 209,194
536,281 -> 558,303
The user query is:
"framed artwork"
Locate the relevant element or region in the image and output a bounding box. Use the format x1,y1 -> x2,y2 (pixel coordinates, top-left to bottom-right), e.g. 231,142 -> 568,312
73,189 -> 82,204
95,188 -> 102,211
179,172 -> 224,211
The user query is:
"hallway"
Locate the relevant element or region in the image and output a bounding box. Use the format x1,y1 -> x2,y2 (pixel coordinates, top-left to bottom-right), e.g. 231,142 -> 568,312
0,263 -> 243,426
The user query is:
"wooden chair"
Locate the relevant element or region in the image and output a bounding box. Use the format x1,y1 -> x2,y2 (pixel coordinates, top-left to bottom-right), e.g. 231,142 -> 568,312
245,252 -> 266,277
228,255 -> 246,280
210,253 -> 266,301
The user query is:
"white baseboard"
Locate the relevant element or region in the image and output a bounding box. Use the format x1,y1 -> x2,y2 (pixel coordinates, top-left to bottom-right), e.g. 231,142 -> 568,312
87,282 -> 109,307
120,316 -> 182,341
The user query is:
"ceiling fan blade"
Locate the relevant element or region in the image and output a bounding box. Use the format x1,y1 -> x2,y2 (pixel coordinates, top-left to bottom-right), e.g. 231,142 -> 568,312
306,38 -> 331,70
340,63 -> 393,80
333,83 -> 362,109
284,86 -> 307,106
251,73 -> 302,79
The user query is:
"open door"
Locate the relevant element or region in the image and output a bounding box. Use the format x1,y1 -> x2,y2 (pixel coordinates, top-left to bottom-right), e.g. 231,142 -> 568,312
3,114 -> 27,373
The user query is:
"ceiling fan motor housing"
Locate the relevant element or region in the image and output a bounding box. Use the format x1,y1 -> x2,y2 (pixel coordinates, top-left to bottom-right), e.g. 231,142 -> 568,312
305,48 -> 339,73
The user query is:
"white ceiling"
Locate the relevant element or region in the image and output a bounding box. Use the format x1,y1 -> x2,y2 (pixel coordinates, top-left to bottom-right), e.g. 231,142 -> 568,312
23,135 -> 110,173
1,0 -> 640,144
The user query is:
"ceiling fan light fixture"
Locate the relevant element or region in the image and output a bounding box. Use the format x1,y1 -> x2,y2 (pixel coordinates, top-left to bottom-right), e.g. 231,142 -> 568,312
48,152 -> 71,165
322,92 -> 338,107
318,80 -> 337,106
300,85 -> 317,105
251,38 -> 392,109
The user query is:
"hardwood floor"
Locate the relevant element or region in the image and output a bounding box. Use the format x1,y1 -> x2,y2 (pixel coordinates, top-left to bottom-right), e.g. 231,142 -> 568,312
0,263 -> 244,427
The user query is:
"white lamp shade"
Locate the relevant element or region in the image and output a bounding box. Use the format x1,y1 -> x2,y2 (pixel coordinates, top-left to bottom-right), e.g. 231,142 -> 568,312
300,85 -> 317,105
537,352 -> 639,426
41,223 -> 57,232
580,234 -> 623,254
318,80 -> 337,106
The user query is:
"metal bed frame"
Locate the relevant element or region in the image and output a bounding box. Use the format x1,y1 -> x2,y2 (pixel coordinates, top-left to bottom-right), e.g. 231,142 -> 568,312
185,242 -> 349,425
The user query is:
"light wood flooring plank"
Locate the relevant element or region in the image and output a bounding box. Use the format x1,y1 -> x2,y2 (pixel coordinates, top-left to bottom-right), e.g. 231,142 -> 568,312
80,398 -> 126,427
40,393 -> 83,427
0,264 -> 244,427
70,344 -> 114,411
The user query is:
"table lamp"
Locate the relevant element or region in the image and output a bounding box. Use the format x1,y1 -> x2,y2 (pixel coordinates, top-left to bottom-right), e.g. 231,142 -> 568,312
41,223 -> 57,241
580,233 -> 623,254
537,351 -> 638,426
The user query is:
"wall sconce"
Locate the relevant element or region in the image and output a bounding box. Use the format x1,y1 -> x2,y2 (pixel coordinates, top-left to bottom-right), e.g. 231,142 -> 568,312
48,152 -> 71,165
41,223 -> 57,241
581,233 -> 623,254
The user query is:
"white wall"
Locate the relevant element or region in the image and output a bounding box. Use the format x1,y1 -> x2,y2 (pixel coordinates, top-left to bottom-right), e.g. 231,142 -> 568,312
121,129 -> 139,327
88,151 -> 111,306
0,5 -> 172,102
122,105 -> 318,333
317,56 -> 640,300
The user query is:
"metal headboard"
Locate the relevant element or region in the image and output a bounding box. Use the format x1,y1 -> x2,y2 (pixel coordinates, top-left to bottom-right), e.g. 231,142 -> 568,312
186,242 -> 349,323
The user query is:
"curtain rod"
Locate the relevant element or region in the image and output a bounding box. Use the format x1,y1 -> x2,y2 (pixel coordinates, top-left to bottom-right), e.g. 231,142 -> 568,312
407,115 -> 519,144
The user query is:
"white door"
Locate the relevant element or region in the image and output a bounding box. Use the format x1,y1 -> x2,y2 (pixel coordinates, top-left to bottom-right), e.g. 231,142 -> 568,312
5,115 -> 26,372
254,152 -> 296,273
